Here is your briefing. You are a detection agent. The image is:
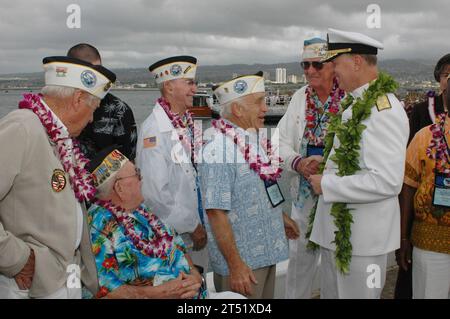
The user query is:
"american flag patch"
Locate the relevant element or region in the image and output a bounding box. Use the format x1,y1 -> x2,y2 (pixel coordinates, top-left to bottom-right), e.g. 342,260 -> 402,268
143,136 -> 157,148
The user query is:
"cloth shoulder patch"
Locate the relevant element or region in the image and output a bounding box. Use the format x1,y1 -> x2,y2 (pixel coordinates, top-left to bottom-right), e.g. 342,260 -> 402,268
143,136 -> 157,148
376,95 -> 392,112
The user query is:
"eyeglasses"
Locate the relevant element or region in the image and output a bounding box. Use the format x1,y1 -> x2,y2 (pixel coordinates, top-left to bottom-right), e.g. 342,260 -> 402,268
115,167 -> 142,182
301,61 -> 325,71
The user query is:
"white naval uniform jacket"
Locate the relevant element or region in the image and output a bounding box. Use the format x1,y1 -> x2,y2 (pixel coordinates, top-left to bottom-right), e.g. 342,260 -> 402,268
274,85 -> 307,198
136,102 -> 201,238
310,83 -> 410,256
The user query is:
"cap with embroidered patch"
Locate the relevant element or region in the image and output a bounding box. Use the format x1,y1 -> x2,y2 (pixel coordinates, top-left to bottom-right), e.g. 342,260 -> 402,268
149,55 -> 197,84
302,37 -> 327,60
88,147 -> 129,189
43,56 -> 116,99
213,71 -> 265,106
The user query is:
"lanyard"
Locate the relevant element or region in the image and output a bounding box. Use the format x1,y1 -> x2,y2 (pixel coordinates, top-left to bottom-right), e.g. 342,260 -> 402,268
310,100 -> 330,141
434,124 -> 450,175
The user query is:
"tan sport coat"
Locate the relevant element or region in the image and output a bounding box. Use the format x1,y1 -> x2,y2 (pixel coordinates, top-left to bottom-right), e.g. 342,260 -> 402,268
0,109 -> 98,298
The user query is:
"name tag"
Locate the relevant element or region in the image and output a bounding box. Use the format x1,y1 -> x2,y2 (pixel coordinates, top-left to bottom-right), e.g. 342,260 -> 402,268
264,179 -> 285,208
306,144 -> 324,157
432,174 -> 450,208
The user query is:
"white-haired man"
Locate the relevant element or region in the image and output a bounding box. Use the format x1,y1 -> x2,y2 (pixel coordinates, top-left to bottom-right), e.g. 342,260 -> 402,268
200,72 -> 293,299
0,56 -> 115,298
277,36 -> 344,299
136,56 -> 208,273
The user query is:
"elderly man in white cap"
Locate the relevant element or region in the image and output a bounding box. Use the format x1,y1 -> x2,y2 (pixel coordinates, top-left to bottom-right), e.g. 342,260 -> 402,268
136,56 -> 208,275
307,29 -> 409,298
199,72 -> 291,299
277,36 -> 345,299
0,56 -> 115,298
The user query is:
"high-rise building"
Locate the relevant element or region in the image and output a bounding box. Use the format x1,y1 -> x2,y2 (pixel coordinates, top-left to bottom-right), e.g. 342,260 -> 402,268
275,68 -> 287,84
263,71 -> 271,81
300,74 -> 307,84
287,74 -> 298,84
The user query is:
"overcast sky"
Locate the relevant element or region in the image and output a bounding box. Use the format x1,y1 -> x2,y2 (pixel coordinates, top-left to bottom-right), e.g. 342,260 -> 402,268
0,0 -> 448,74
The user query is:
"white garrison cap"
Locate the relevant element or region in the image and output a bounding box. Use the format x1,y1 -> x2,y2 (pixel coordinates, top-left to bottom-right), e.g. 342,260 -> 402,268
149,55 -> 197,84
43,56 -> 116,99
302,37 -> 327,60
214,72 -> 265,105
322,28 -> 384,62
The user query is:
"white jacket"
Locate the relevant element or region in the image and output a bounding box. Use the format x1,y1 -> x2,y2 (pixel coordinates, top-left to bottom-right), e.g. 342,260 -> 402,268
136,102 -> 200,235
274,86 -> 308,198
310,84 -> 410,256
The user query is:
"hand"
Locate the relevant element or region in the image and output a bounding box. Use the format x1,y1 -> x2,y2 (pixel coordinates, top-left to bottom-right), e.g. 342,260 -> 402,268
14,249 -> 35,290
397,239 -> 412,271
296,155 -> 323,178
157,272 -> 202,299
189,265 -> 204,284
190,224 -> 207,251
282,213 -> 300,240
308,174 -> 323,195
229,261 -> 258,297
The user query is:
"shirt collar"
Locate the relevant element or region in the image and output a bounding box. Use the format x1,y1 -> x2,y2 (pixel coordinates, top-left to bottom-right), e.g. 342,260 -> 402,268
350,82 -> 370,99
154,102 -> 175,133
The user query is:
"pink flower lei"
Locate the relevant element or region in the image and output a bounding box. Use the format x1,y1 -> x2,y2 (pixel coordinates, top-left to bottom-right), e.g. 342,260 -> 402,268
158,97 -> 202,164
427,113 -> 450,174
211,118 -> 283,181
95,200 -> 175,258
304,79 -> 344,146
18,93 -> 95,202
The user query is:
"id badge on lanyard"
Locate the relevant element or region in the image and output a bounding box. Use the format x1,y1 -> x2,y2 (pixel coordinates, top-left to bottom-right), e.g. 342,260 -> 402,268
264,179 -> 285,208
432,173 -> 450,208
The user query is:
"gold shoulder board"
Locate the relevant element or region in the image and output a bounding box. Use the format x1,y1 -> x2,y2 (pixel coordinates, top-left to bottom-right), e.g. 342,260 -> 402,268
376,95 -> 392,112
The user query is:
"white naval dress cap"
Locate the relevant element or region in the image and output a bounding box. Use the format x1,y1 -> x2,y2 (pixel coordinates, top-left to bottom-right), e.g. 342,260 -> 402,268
43,56 -> 116,99
149,55 -> 197,84
213,71 -> 265,106
302,37 -> 327,60
322,28 -> 384,62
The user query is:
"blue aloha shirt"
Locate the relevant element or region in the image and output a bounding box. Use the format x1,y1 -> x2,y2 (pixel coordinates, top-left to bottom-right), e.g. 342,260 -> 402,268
294,92 -> 333,209
200,120 -> 289,276
87,203 -> 206,299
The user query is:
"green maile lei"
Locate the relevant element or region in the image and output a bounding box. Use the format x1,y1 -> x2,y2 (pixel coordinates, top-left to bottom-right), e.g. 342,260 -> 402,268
305,72 -> 399,274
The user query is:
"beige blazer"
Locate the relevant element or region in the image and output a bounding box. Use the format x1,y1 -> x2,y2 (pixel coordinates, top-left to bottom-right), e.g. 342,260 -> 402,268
0,109 -> 98,298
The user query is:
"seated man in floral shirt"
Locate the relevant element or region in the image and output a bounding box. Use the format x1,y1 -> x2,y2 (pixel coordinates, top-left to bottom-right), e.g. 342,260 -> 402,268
86,147 -> 205,299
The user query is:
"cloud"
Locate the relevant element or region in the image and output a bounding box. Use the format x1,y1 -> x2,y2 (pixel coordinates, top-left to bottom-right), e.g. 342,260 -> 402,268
0,0 -> 448,74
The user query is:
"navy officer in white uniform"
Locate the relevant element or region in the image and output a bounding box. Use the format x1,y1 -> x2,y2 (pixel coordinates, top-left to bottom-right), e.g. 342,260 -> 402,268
308,29 -> 409,299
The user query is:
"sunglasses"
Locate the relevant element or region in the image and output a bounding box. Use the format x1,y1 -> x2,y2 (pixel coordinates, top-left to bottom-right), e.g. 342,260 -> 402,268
301,61 -> 325,71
